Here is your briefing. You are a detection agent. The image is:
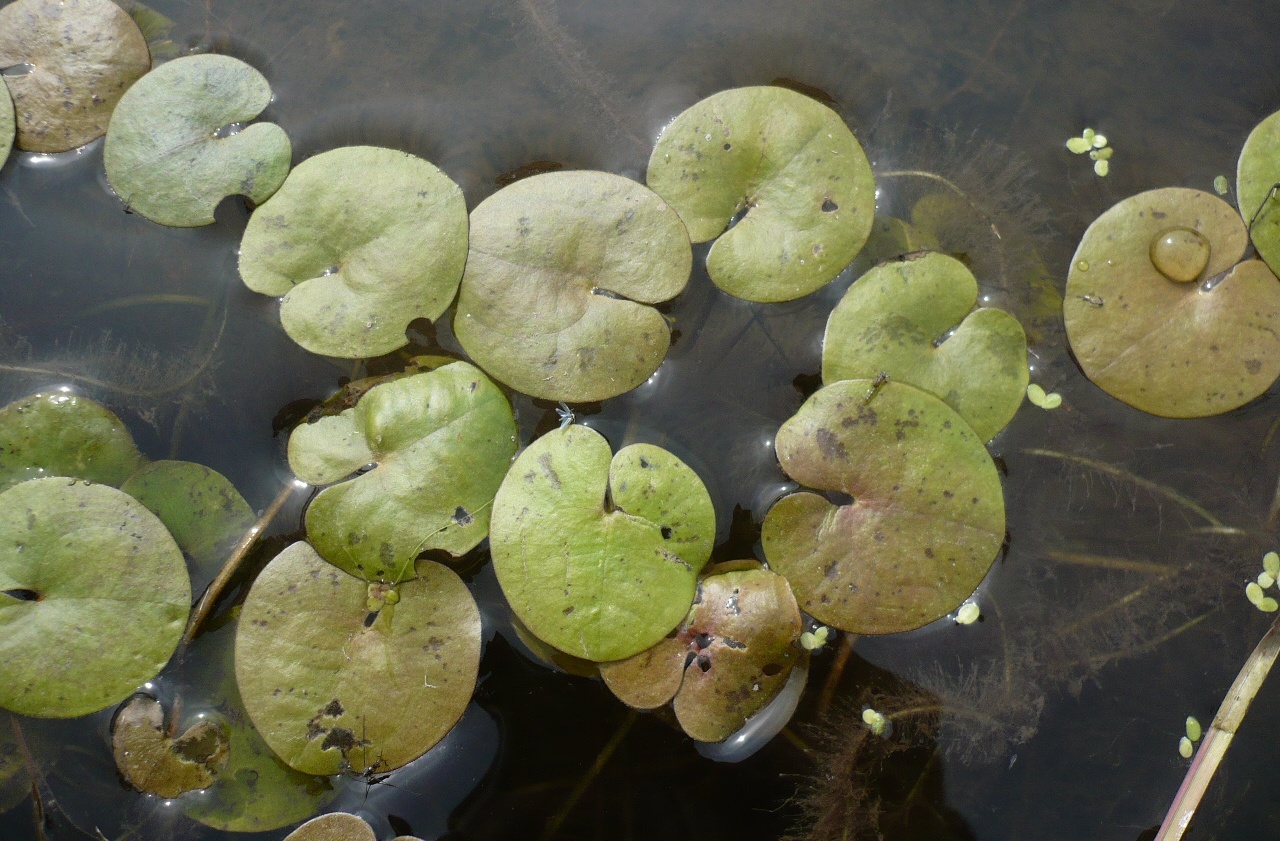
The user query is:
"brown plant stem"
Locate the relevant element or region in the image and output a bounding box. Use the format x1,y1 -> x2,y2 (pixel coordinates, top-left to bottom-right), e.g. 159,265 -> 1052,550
1155,611 -> 1280,841
180,480 -> 300,649
815,633 -> 857,717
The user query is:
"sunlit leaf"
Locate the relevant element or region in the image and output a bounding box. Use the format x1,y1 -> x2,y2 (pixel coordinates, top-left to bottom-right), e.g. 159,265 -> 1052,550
490,425 -> 715,662
104,54 -> 290,227
1064,187 -> 1280,417
822,252 -> 1028,441
454,170 -> 690,402
120,460 -> 254,588
235,542 -> 481,775
0,392 -> 144,492
646,86 -> 875,302
762,379 -> 1004,634
601,564 -> 803,742
282,812 -> 375,841
1238,108 -> 1280,276
182,620 -> 335,832
0,0 -> 149,152
0,478 -> 189,717
288,362 -> 517,583
239,146 -> 468,358
111,695 -> 228,798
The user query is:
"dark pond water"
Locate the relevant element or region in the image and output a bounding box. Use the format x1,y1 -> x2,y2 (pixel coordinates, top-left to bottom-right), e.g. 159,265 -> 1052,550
6,0 -> 1280,839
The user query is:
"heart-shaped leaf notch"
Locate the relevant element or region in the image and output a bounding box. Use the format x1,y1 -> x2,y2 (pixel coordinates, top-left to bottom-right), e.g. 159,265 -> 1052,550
600,563 -> 803,743
105,54 -> 291,227
646,85 -> 876,303
239,146 -> 469,358
1064,187 -> 1280,417
234,541 -> 481,776
111,695 -> 229,798
822,251 -> 1028,441
0,0 -> 150,153
288,361 -> 517,583
454,170 -> 691,402
762,379 -> 1004,634
0,478 -> 189,717
490,425 -> 716,662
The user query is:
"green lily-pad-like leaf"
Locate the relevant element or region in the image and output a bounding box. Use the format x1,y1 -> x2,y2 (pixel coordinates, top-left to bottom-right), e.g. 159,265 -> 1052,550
104,53 -> 291,227
288,362 -> 517,583
0,77 -> 13,170
239,146 -> 469,358
182,620 -> 335,833
1238,108 -> 1280,276
0,478 -> 189,717
111,695 -> 228,798
0,392 -> 144,492
0,0 -> 150,153
762,379 -> 1004,634
121,460 -> 254,586
1065,187 -> 1280,417
646,86 -> 875,303
235,541 -> 481,776
490,425 -> 715,662
283,813 -> 376,841
822,252 -> 1028,441
600,564 -> 803,742
454,170 -> 691,402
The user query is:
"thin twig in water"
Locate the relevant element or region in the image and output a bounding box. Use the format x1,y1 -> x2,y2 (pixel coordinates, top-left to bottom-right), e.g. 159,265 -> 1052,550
538,709 -> 637,841
180,480 -> 301,649
1043,550 -> 1171,575
816,633 -> 856,717
1022,448 -> 1224,528
1156,611 -> 1280,841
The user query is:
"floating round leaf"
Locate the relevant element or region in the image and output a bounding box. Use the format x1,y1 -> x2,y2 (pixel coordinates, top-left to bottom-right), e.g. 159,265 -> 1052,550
282,813 -> 375,841
182,620 -> 335,832
600,565 -> 803,742
104,54 -> 291,227
0,77 -> 13,169
120,460 -> 254,588
762,379 -> 1005,634
454,170 -> 690,402
239,146 -> 469,358
111,695 -> 228,798
822,252 -> 1028,441
288,362 -> 517,582
490,425 -> 715,662
1064,187 -> 1280,417
0,391 -> 144,492
0,478 -> 189,717
1238,108 -> 1280,275
0,0 -> 150,153
646,86 -> 875,302
235,542 -> 481,775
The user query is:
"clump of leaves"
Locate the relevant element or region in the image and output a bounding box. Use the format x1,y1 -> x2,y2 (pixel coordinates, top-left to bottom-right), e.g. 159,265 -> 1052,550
239,145 -> 469,359
822,251 -> 1028,441
104,54 -> 291,227
0,478 -> 189,717
1064,187 -> 1280,417
600,562 -> 803,742
234,541 -> 481,775
111,695 -> 228,798
762,378 -> 1005,634
647,85 -> 875,303
454,170 -> 691,402
489,424 -> 715,661
288,361 -> 517,583
0,0 -> 150,152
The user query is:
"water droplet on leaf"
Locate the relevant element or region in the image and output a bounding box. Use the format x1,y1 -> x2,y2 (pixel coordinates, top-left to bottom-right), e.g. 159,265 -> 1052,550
1150,227 -> 1211,283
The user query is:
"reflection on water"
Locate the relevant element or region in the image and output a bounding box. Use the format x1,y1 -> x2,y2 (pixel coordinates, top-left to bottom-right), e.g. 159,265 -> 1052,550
5,0 -> 1280,838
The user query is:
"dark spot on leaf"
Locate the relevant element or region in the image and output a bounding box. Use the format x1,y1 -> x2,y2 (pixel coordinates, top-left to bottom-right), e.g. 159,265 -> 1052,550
1246,359 -> 1263,374
451,506 -> 474,526
761,662 -> 784,677
661,526 -> 673,539
694,633 -> 713,650
815,428 -> 847,461
821,198 -> 838,213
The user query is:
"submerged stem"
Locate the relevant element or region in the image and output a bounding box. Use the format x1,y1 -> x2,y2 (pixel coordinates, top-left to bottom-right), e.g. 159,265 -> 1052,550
539,709 -> 637,841
1021,448 -> 1225,528
816,632 -> 857,717
1155,611 -> 1280,841
180,480 -> 301,650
